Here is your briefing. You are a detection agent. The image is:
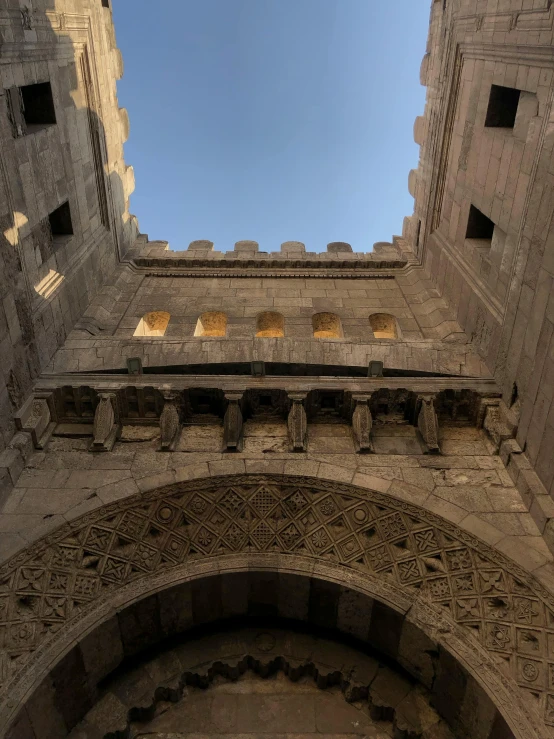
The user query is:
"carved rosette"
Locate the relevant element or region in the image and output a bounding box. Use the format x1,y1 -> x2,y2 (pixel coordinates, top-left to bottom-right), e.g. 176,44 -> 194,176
351,393 -> 373,453
417,393 -> 440,454
160,392 -> 181,452
288,393 -> 308,452
90,393 -> 120,452
223,392 -> 244,452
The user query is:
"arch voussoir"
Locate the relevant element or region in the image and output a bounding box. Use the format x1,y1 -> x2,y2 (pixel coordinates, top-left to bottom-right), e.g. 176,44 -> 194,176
0,473 -> 553,738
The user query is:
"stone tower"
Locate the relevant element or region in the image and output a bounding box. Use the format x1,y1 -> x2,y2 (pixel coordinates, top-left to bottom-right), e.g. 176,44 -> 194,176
0,1 -> 553,737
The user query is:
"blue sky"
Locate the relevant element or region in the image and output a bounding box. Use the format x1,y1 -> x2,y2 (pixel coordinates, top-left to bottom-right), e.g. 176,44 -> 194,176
113,0 -> 429,253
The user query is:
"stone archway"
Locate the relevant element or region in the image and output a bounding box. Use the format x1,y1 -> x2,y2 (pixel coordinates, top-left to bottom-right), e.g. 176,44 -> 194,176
1,474 -> 553,737
70,626 -> 455,738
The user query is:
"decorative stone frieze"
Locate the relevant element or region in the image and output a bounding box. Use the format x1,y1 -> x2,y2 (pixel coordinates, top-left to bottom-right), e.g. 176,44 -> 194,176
416,393 -> 440,454
287,393 -> 308,452
90,392 -> 121,452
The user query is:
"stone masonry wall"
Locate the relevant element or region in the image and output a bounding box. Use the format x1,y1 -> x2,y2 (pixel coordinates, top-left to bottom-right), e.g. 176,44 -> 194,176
1,422 -> 551,584
0,0 -> 137,454
45,261 -> 490,376
405,0 -> 554,495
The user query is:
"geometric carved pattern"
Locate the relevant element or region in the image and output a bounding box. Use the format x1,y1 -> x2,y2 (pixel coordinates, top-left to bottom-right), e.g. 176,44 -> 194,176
1,474 -> 554,728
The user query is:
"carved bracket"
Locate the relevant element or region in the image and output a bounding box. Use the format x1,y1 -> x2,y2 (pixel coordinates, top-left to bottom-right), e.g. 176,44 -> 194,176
479,399 -> 514,454
90,393 -> 121,452
14,394 -> 56,450
350,393 -> 373,454
160,392 -> 182,452
288,392 -> 308,452
416,393 -> 440,454
223,392 -> 244,452
21,6 -> 33,29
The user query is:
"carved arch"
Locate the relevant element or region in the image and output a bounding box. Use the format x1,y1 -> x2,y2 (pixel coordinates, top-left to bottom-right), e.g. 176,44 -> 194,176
0,474 -> 553,737
77,627 -> 455,738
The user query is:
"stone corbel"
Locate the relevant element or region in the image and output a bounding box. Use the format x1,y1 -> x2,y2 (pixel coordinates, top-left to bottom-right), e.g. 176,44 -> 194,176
91,392 -> 121,452
223,392 -> 244,452
350,393 -> 373,454
14,394 -> 56,450
416,393 -> 440,454
160,391 -> 182,452
288,392 -> 308,452
477,398 -> 513,454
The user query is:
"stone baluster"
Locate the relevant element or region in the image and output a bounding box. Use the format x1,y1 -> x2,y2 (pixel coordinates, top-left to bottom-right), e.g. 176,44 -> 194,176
223,392 -> 244,452
417,393 -> 440,454
351,393 -> 373,453
91,392 -> 120,452
288,392 -> 308,452
160,391 -> 181,452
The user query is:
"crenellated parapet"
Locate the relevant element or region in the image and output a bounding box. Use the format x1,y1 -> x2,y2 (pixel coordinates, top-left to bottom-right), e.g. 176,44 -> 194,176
126,235 -> 415,268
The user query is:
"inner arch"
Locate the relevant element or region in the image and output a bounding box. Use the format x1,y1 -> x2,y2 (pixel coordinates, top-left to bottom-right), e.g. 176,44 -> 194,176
0,474 -> 548,739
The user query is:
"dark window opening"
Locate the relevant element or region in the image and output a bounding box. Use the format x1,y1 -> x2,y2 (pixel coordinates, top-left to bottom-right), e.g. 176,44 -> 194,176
320,394 -> 336,410
510,383 -> 519,408
86,361 -> 459,380
101,0 -> 110,6
466,205 -> 494,241
20,81 -> 56,128
259,395 -> 272,407
49,202 -> 73,239
485,85 -> 521,128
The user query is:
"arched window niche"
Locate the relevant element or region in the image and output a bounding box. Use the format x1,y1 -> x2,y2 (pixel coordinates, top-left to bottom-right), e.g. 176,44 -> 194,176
256,312 -> 284,338
133,311 -> 170,337
194,311 -> 228,337
312,312 -> 342,339
369,313 -> 400,340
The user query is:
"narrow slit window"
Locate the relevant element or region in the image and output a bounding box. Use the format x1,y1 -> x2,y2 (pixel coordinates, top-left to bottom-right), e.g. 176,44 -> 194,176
466,205 -> 494,241
485,85 -> 521,128
48,202 -> 73,240
21,82 -> 57,129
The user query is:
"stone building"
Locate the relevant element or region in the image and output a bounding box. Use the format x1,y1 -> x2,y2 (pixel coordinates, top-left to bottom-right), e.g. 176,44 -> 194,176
0,0 -> 553,737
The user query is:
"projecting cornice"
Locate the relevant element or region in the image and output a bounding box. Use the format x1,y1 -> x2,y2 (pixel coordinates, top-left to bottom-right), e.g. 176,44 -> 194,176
126,255 -> 409,278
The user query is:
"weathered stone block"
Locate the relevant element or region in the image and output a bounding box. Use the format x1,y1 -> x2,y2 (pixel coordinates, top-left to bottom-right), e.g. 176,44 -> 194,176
80,617 -> 124,688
